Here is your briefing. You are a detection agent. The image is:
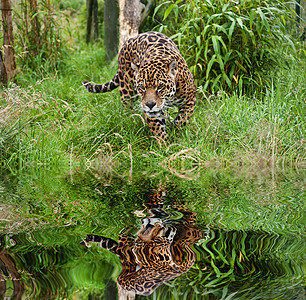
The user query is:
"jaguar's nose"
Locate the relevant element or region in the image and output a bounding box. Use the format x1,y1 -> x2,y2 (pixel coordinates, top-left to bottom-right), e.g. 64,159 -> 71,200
146,101 -> 156,110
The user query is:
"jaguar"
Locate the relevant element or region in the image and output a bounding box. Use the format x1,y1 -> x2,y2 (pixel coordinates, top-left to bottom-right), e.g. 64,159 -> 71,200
81,202 -> 203,296
83,31 -> 196,140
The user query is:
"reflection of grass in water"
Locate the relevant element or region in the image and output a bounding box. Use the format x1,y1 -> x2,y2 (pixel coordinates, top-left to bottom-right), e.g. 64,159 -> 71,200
0,169 -> 304,298
148,230 -> 305,299
2,226 -> 304,299
1,232 -> 120,299
0,167 -> 304,236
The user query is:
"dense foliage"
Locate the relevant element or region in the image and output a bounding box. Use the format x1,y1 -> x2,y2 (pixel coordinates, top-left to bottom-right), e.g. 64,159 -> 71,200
0,2 -> 304,298
13,0 -> 70,70
0,0 -> 304,169
154,0 -> 300,94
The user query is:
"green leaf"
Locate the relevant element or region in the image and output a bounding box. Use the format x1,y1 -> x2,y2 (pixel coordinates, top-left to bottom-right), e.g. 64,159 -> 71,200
211,259 -> 221,277
213,24 -> 228,36
154,0 -> 171,17
163,4 -> 175,20
249,9 -> 255,28
206,54 -> 216,79
193,20 -> 200,31
256,7 -> 269,30
224,50 -> 233,64
235,60 -> 247,73
237,17 -> 243,28
217,54 -> 224,71
211,74 -> 222,91
203,80 -> 210,91
223,72 -> 232,88
218,36 -> 227,52
229,64 -> 236,80
248,28 -> 256,45
228,20 -> 236,42
281,15 -> 286,25
205,275 -> 231,288
207,13 -> 222,25
203,24 -> 212,38
222,3 -> 230,13
284,35 -> 296,52
212,36 -> 220,54
238,75 -> 244,92
196,36 -> 201,48
204,39 -> 210,61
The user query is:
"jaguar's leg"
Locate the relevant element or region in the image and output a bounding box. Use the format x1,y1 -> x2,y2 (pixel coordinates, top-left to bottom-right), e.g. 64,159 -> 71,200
118,69 -> 138,108
144,112 -> 168,140
174,96 -> 196,127
119,89 -> 138,108
82,73 -> 119,93
80,235 -> 118,254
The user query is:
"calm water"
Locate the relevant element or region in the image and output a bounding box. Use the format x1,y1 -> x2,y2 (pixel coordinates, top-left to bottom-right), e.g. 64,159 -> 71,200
0,167 -> 305,299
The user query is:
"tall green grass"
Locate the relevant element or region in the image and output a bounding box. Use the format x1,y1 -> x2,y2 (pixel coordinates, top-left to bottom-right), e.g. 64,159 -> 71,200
13,0 -> 71,71
0,42 -> 305,171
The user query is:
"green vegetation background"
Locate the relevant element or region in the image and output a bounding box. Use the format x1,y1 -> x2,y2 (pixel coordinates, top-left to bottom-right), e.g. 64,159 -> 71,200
0,0 -> 305,171
0,1 -> 305,298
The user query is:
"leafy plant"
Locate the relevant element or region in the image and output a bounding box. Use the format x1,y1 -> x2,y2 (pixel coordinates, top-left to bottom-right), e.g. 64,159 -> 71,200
154,0 -> 299,94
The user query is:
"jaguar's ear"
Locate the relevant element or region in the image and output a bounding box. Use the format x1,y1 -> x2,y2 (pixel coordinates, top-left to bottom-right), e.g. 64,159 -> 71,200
168,60 -> 178,79
131,62 -> 139,74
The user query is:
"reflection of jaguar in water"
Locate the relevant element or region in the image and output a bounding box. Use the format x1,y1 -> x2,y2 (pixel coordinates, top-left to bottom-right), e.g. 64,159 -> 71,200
81,202 -> 203,296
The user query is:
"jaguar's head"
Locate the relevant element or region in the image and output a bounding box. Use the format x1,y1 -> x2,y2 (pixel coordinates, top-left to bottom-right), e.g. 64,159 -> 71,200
132,60 -> 178,118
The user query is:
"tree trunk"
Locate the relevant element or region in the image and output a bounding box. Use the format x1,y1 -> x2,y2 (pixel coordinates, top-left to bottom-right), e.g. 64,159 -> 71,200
0,250 -> 24,300
118,0 -> 145,49
93,0 -> 99,40
86,0 -> 99,43
0,51 -> 7,84
29,0 -> 40,53
104,0 -> 118,62
86,0 -> 93,43
139,0 -> 155,31
1,0 -> 16,81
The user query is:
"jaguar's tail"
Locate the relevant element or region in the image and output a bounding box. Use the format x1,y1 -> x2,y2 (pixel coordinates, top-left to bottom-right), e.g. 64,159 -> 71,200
82,72 -> 119,93
80,234 -> 118,254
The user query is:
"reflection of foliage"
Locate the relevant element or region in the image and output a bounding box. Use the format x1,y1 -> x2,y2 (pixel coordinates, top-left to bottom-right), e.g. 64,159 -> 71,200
1,226 -> 304,299
0,232 -> 120,299
0,167 -> 304,236
148,230 -> 305,299
0,168 -> 304,298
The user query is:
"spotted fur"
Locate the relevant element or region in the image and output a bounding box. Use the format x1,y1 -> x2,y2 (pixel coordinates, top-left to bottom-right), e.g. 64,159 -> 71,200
81,205 -> 202,296
83,31 -> 196,140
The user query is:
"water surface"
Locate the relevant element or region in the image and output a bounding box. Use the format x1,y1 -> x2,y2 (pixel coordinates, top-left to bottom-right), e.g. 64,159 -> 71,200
0,167 -> 304,299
